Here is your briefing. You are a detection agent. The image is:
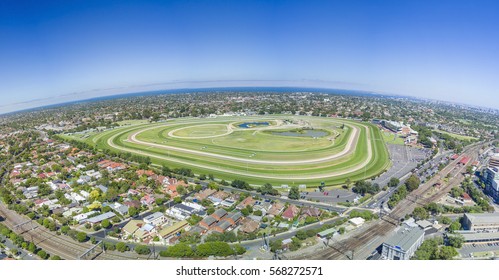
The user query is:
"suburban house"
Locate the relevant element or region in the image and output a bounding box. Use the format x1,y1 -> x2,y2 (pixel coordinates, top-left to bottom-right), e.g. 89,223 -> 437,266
166,203 -> 204,220
236,196 -> 255,210
140,194 -> 155,206
143,212 -> 167,227
199,216 -> 218,229
267,202 -> 285,217
195,188 -> 217,201
282,205 -> 300,221
240,218 -> 260,233
159,220 -> 189,241
84,212 -> 116,225
300,206 -> 322,218
212,212 -> 243,233
211,209 -> 228,220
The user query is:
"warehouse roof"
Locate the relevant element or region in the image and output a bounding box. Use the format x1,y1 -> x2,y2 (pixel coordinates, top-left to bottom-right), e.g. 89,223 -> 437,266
465,213 -> 499,225
449,231 -> 499,242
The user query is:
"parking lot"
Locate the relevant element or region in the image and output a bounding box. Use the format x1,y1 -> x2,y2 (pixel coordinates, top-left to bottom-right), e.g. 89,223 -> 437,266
303,189 -> 358,204
460,242 -> 499,258
372,144 -> 430,187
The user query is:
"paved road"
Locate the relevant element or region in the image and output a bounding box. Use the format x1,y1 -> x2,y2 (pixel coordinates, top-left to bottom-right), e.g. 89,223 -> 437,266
0,235 -> 39,260
238,216 -> 344,249
219,185 -> 347,213
365,149 -> 452,209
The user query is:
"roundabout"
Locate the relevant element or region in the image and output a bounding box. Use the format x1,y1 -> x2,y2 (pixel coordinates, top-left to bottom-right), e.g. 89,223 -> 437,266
62,115 -> 391,186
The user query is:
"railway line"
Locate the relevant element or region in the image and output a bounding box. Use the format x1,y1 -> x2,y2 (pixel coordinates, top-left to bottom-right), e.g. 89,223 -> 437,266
302,143 -> 483,260
0,203 -> 149,260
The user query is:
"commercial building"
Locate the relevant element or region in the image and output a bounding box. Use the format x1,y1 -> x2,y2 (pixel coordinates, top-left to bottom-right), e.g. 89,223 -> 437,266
381,227 -> 425,260
448,231 -> 499,244
462,213 -> 499,232
490,154 -> 499,169
484,167 -> 499,202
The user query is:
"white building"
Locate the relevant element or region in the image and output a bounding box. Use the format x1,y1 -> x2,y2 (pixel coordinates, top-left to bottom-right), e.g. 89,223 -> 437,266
381,227 -> 424,260
143,212 -> 167,227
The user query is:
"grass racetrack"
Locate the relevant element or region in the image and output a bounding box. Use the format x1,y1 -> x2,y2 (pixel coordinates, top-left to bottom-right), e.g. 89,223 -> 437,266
61,115 -> 390,187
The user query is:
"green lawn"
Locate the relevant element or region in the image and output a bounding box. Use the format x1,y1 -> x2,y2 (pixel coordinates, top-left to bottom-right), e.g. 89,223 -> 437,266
381,131 -> 405,145
434,129 -> 478,141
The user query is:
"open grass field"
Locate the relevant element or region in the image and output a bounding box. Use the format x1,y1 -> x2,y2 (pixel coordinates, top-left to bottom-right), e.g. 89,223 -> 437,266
434,129 -> 478,141
60,115 -> 391,187
381,131 -> 406,145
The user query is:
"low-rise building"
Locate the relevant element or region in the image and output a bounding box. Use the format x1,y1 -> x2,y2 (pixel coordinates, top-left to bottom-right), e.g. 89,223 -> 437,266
84,212 -> 116,225
267,202 -> 285,217
381,227 -> 425,260
236,196 -> 255,210
159,220 -> 189,241
143,212 -> 167,227
282,205 -> 299,221
462,213 -> 499,232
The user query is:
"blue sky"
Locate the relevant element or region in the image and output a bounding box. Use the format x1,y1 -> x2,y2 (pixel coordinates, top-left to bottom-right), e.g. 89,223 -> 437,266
0,0 -> 498,113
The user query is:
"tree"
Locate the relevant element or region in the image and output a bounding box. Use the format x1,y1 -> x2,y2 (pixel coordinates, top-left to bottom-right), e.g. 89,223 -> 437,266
388,177 -> 400,188
231,180 -> 251,190
345,178 -> 352,189
28,242 -> 37,253
412,207 -> 429,220
440,216 -> 452,225
116,242 -> 129,252
61,225 -> 70,234
260,183 -> 278,196
160,243 -> 194,258
232,244 -> 246,255
101,219 -> 111,229
447,234 -> 465,248
37,250 -> 48,259
448,221 -> 461,233
135,245 -> 151,255
405,175 -> 421,192
270,239 -> 283,253
438,246 -> 458,260
296,230 -> 308,240
177,185 -> 187,196
128,206 -> 138,217
288,186 -> 300,200
196,242 -> 234,257
76,232 -> 88,242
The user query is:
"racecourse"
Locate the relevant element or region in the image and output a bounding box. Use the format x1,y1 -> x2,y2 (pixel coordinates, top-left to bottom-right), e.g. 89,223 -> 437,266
61,115 -> 390,186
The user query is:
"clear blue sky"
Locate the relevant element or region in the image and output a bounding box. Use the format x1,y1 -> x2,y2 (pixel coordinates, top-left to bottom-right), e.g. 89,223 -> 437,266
1,0 -> 498,113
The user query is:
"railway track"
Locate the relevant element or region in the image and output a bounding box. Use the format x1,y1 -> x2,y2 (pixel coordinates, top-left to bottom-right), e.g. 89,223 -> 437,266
301,144 -> 482,260
0,203 -> 146,260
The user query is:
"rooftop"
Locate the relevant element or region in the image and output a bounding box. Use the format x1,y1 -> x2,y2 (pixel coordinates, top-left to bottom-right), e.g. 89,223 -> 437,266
85,212 -> 116,224
465,213 -> 499,225
383,227 -> 424,252
450,231 -> 499,242
143,212 -> 164,221
159,220 -> 189,237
